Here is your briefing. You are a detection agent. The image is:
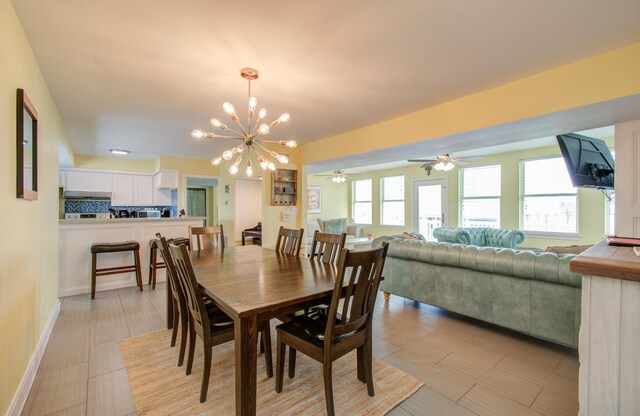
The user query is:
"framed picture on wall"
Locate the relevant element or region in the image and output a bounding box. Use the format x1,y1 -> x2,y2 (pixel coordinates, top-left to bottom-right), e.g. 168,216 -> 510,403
307,185 -> 322,213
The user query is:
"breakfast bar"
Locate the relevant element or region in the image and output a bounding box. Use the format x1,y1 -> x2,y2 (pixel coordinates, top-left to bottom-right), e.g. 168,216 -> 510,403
59,217 -> 205,297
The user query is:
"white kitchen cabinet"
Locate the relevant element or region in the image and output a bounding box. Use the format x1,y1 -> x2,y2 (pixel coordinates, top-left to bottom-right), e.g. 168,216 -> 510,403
154,169 -> 179,189
154,188 -> 172,206
59,171 -> 65,188
134,175 -> 154,205
64,170 -> 112,192
111,174 -> 134,205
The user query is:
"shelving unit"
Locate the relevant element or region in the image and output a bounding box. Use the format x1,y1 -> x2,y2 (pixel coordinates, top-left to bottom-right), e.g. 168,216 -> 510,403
271,169 -> 297,206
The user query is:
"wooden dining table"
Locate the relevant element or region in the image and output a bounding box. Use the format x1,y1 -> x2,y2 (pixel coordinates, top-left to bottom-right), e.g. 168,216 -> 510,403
189,245 -> 340,416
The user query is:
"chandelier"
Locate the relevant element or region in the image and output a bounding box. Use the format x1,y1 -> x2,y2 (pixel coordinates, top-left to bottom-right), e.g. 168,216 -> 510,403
191,68 -> 297,177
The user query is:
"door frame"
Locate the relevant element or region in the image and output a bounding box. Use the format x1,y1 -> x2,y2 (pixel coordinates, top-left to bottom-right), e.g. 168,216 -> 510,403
412,177 -> 448,239
182,174 -> 219,222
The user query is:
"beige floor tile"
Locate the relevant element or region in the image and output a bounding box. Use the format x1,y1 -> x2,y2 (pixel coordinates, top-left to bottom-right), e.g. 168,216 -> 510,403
22,362 -> 88,415
47,404 -> 87,416
458,384 -> 545,416
423,330 -> 505,367
530,387 -> 579,416
437,353 -> 542,406
387,405 -> 414,416
400,386 -> 478,416
38,333 -> 90,373
555,355 -> 580,382
383,350 -> 474,402
88,341 -> 125,378
90,318 -> 130,345
372,337 -> 401,360
496,355 -> 578,398
87,369 -> 135,416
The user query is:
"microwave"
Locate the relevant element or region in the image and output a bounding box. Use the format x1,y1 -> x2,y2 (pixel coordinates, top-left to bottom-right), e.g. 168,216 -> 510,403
138,210 -> 161,218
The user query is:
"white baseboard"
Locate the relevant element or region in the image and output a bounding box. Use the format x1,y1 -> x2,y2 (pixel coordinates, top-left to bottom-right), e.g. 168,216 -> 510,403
6,300 -> 61,416
59,276 -> 166,297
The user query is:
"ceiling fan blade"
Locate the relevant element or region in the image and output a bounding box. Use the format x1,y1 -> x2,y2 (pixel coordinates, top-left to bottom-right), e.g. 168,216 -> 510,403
408,159 -> 437,163
455,156 -> 484,161
452,160 -> 470,166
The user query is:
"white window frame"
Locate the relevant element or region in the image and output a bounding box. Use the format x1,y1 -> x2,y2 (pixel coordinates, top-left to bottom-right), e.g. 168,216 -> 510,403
520,156 -> 579,238
352,179 -> 372,225
380,175 -> 405,227
459,164 -> 502,228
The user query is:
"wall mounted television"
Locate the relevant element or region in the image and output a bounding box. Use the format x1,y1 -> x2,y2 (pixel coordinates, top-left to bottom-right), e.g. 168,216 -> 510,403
556,133 -> 614,189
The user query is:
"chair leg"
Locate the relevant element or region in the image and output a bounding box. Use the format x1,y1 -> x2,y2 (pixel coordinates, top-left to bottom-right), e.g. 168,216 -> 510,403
288,347 -> 297,378
357,346 -> 366,382
262,326 -> 273,378
170,306 -> 179,347
275,332 -> 285,393
364,339 -> 375,397
186,324 -> 196,375
200,344 -> 212,403
91,253 -> 97,299
323,361 -> 335,416
134,249 -> 143,292
178,304 -> 189,367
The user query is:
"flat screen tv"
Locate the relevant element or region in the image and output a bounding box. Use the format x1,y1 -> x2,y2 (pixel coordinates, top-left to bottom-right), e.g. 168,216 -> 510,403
556,133 -> 614,189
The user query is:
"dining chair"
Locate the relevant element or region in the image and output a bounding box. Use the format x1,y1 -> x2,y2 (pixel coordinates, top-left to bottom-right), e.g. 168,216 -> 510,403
189,225 -> 225,251
274,242 -> 389,416
169,241 -> 273,403
155,234 -> 203,367
274,226 -> 304,256
309,230 -> 347,264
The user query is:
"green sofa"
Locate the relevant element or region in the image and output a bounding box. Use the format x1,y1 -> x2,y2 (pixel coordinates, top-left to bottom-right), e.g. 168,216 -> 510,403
373,237 -> 582,347
433,227 -> 526,249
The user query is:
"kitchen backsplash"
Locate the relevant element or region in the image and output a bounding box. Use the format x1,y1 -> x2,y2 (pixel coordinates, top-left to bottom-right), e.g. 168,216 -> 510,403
65,200 -> 172,214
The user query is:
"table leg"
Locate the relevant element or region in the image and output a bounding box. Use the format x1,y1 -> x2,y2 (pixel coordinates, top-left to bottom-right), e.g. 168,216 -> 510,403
242,232 -> 246,246
235,314 -> 258,416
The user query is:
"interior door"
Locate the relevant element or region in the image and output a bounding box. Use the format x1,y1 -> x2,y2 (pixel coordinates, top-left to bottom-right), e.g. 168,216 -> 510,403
413,178 -> 447,241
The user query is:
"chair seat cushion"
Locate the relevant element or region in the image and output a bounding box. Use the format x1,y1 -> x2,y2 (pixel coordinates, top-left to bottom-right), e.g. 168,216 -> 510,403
205,304 -> 234,327
91,241 -> 140,254
277,307 -> 348,347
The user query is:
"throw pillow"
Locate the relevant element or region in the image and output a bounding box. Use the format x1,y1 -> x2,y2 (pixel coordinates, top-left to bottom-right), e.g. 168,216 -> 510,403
323,219 -> 345,234
402,232 -> 425,241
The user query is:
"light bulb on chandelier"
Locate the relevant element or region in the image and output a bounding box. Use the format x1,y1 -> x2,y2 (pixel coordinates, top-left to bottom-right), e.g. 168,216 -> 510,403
191,67 -> 296,176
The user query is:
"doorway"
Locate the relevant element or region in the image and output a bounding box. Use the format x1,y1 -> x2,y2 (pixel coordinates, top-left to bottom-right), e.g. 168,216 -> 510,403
413,178 -> 447,241
185,176 -> 219,226
234,179 -> 262,242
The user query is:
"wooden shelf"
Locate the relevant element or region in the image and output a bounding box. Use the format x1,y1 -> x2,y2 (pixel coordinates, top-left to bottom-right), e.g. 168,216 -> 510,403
271,169 -> 297,206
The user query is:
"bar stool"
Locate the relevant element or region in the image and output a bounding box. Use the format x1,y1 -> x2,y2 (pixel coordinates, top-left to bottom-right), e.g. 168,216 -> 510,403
91,241 -> 142,299
148,237 -> 190,290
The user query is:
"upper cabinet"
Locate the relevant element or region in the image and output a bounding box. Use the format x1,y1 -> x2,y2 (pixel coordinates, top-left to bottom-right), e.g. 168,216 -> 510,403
133,175 -> 154,205
111,174 -> 134,206
154,169 -> 179,189
64,171 -> 112,192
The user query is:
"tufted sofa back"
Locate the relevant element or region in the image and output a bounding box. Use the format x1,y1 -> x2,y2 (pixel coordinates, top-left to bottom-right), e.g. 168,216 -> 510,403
433,227 -> 525,249
376,238 -> 581,288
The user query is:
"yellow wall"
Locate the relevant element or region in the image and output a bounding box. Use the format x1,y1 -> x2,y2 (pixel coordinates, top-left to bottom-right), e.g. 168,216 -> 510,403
345,142 -> 613,249
74,154 -> 155,173
305,174 -> 350,223
300,43 -> 640,165
0,1 -> 70,412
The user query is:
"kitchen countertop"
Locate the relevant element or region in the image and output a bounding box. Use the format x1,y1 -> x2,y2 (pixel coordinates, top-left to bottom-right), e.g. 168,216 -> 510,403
569,239 -> 640,282
59,216 -> 207,224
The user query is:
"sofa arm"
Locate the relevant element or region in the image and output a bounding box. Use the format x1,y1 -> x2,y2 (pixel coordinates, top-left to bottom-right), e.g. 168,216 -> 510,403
433,227 -> 472,245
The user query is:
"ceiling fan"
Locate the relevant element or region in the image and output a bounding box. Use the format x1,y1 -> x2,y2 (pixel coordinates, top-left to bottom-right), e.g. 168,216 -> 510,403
316,170 -> 360,183
407,154 -> 483,175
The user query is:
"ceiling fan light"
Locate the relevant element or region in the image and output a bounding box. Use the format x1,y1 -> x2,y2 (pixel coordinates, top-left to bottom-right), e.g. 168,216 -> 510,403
248,97 -> 257,111
246,160 -> 253,177
433,162 -> 445,171
331,177 -> 338,183
223,102 -> 236,116
258,108 -> 267,120
276,154 -> 289,164
211,157 -> 222,166
222,150 -> 233,160
279,113 -> 290,123
229,164 -> 239,175
258,124 -> 270,135
443,162 -> 455,171
285,140 -> 297,148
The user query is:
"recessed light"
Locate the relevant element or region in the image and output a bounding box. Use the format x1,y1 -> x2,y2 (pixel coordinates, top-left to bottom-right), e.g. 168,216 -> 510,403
110,149 -> 131,155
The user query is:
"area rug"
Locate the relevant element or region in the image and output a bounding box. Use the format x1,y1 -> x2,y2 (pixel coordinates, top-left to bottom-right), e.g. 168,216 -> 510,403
121,329 -> 423,415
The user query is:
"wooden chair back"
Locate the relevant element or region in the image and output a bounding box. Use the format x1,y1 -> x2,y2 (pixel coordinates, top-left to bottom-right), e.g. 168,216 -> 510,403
324,242 -> 389,344
155,234 -> 186,310
310,231 -> 347,264
169,242 -> 211,340
274,226 -> 304,256
189,225 -> 225,251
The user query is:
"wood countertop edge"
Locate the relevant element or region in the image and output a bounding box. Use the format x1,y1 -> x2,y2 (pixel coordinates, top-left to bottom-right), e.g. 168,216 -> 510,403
570,240 -> 640,283
59,217 -> 207,224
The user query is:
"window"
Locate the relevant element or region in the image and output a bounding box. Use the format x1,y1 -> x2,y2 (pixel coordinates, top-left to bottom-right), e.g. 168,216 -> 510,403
381,175 -> 405,226
352,179 -> 372,224
521,157 -> 577,233
460,165 -> 501,228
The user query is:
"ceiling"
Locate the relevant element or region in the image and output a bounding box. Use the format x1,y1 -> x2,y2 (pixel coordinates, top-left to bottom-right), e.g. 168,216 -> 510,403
13,0 -> 640,164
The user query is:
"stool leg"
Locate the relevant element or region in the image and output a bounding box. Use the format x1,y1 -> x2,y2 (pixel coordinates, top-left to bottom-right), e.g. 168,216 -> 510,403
148,247 -> 154,286
134,249 -> 143,292
151,247 -> 157,290
91,253 -> 97,299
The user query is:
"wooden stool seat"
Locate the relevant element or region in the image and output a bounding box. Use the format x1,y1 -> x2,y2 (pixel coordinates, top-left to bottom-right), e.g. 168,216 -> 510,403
91,241 -> 142,299
91,241 -> 140,254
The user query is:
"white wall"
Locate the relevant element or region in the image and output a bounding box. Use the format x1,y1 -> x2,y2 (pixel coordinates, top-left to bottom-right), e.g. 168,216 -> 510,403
234,179 -> 262,241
